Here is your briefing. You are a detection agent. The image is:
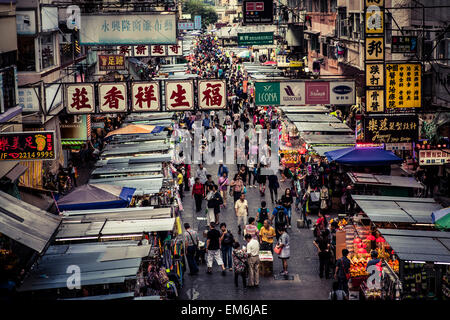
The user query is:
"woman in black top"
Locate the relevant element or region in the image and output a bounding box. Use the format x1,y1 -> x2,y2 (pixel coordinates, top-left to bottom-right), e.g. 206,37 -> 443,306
281,188 -> 294,228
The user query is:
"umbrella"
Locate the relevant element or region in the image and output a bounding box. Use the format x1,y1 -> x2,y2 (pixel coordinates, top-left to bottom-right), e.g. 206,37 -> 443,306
57,184 -> 136,211
263,61 -> 277,65
237,50 -> 250,58
431,207 -> 450,230
105,124 -> 156,139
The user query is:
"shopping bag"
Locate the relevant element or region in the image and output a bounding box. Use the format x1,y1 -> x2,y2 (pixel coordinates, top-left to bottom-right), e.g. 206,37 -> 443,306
274,245 -> 282,255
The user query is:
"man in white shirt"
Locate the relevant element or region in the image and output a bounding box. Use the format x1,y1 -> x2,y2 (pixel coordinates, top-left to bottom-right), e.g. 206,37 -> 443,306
235,193 -> 248,235
244,233 -> 260,287
196,164 -> 208,185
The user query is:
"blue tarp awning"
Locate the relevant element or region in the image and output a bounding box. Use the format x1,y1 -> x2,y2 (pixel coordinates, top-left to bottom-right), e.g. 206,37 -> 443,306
57,184 -> 135,211
325,147 -> 403,166
151,126 -> 166,134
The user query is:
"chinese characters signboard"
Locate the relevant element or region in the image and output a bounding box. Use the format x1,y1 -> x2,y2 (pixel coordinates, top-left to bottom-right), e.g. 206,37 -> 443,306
80,13 -> 177,45
391,36 -> 418,53
150,45 -> 167,56
0,131 -> 55,161
364,115 -> 418,144
364,0 -> 385,114
165,80 -> 194,111
385,63 -> 421,108
419,149 -> 450,166
118,43 -> 182,57
178,22 -> 194,30
131,82 -> 160,112
98,83 -> 127,113
98,54 -> 125,71
237,32 -> 274,46
194,16 -> 202,30
66,84 -> 95,114
17,87 -> 40,112
243,0 -> 274,25
198,80 -> 226,110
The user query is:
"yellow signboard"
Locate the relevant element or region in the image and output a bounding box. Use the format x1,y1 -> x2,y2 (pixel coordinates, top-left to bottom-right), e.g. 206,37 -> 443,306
365,37 -> 384,61
366,10 -> 384,34
385,63 -> 421,108
289,61 -> 303,68
366,63 -> 384,87
366,89 -> 384,113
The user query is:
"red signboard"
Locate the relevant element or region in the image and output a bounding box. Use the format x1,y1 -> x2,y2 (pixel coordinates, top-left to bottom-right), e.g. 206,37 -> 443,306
0,131 -> 56,161
305,82 -> 330,105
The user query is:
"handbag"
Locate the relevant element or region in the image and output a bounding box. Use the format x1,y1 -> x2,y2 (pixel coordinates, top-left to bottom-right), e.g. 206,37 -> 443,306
274,245 -> 282,255
243,186 -> 247,194
187,231 -> 199,257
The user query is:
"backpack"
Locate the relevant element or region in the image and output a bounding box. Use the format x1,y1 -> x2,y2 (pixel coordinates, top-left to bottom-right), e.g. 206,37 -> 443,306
258,208 -> 269,223
309,191 -> 321,211
222,231 -> 234,245
274,206 -> 287,227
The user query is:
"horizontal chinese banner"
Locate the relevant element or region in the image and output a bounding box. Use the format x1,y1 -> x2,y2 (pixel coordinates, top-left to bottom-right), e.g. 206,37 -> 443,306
363,115 -> 418,144
0,131 -> 56,161
419,149 -> 450,166
237,32 -> 274,46
118,42 -> 183,57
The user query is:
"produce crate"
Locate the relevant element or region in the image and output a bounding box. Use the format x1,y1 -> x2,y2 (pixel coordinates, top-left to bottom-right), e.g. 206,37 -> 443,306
259,251 -> 273,277
351,275 -> 368,289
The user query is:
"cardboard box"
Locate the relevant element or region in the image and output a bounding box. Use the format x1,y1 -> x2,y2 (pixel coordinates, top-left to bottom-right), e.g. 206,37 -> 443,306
259,251 -> 273,277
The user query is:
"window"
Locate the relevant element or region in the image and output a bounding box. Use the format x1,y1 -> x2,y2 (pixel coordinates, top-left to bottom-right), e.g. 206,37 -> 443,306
40,34 -> 55,70
17,36 -> 36,71
311,35 -> 319,52
330,0 -> 337,12
322,42 -> 328,56
0,66 -> 17,112
320,0 -> 328,13
59,33 -> 73,66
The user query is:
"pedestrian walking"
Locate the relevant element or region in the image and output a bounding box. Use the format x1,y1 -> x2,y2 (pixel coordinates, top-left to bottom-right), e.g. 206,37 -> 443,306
218,172 -> 229,207
281,188 -> 294,229
232,242 -> 248,288
329,281 -> 348,300
196,164 -> 208,186
206,222 -> 227,275
207,185 -> 223,224
334,249 -> 351,295
230,174 -> 244,203
272,200 -> 288,240
192,177 -> 205,213
256,201 -> 269,230
219,223 -> 235,271
275,226 -> 290,275
268,173 -> 280,204
218,163 -> 229,178
244,217 -> 259,241
314,229 -> 331,279
176,170 -> 184,201
257,164 -> 267,196
235,193 -> 249,235
259,220 -> 276,253
244,234 -> 260,287
183,223 -> 199,275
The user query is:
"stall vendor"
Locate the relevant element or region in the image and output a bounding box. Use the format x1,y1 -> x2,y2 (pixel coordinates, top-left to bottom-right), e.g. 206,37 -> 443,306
366,250 -> 381,270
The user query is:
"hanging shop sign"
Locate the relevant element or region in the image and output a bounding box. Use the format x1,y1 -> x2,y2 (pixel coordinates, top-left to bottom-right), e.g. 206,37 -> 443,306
280,82 -> 305,105
305,82 -> 330,105
198,80 -> 227,110
167,43 -> 183,56
277,55 -> 290,67
119,42 -> 183,57
16,10 -> 36,35
165,80 -> 194,111
391,36 -> 418,54
98,83 -> 127,113
79,13 -> 177,45
418,149 -> 450,166
0,131 -> 55,161
98,54 -> 125,71
364,0 -> 385,114
330,81 -> 356,105
194,15 -> 202,30
237,32 -> 274,46
363,115 -> 418,144
243,0 -> 274,25
178,21 -> 194,30
385,63 -> 421,109
17,87 -> 40,112
131,82 -> 161,112
289,61 -> 303,68
255,82 -> 280,106
65,83 -> 96,114
133,45 -> 149,57
60,115 -> 88,141
221,37 -> 239,47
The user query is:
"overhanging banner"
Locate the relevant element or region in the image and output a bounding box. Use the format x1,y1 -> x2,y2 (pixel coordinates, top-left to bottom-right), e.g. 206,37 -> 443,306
80,13 -> 177,45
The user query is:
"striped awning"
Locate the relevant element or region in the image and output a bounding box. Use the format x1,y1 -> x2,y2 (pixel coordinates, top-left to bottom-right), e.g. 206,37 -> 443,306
61,140 -> 86,146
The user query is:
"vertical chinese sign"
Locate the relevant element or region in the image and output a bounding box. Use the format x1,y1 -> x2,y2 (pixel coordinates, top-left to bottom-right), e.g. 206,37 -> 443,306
165,80 -> 194,111
0,131 -> 55,161
98,83 -> 127,113
66,84 -> 96,114
385,63 -> 421,109
198,80 -> 227,110
131,82 -> 160,112
364,0 -> 385,115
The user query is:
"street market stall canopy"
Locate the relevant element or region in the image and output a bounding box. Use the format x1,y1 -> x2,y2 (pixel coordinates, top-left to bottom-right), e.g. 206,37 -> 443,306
325,147 -> 403,166
352,195 -> 443,225
95,154 -> 173,167
88,177 -> 164,195
62,207 -> 172,220
279,106 -> 330,113
91,163 -> 162,177
18,241 -> 146,292
100,143 -> 170,158
55,217 -> 176,241
303,134 -> 355,146
107,132 -> 168,144
57,184 -> 135,211
105,124 -> 160,139
378,228 -> 450,263
432,207 -> 450,230
103,140 -> 169,152
348,172 -> 424,189
286,113 -> 341,123
123,112 -> 174,123
294,121 -> 353,133
311,145 -> 355,157
0,191 -> 61,253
